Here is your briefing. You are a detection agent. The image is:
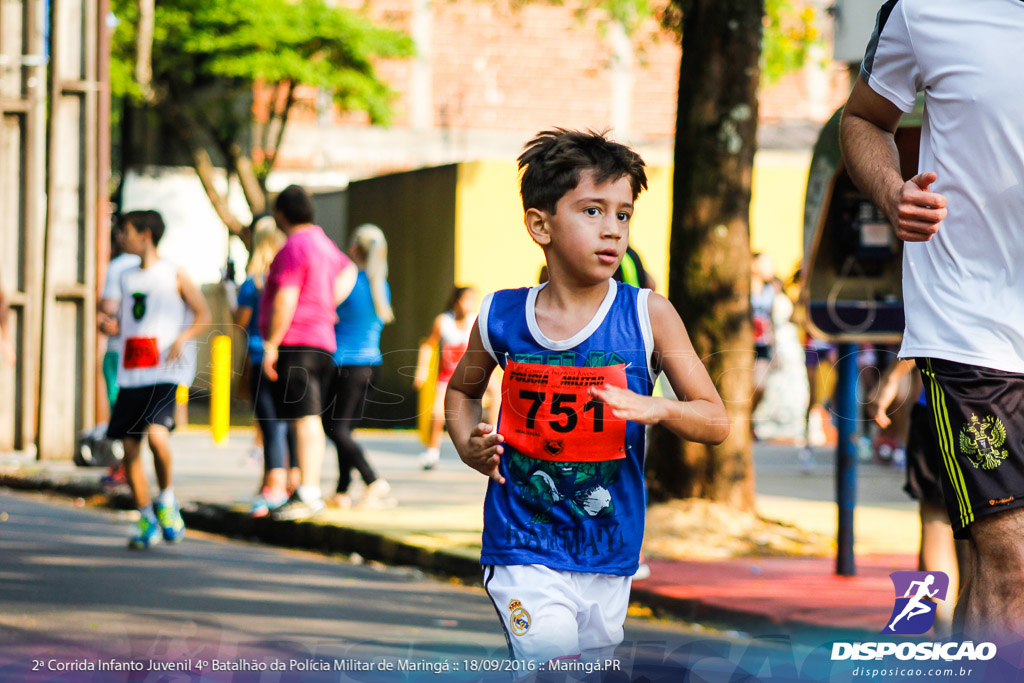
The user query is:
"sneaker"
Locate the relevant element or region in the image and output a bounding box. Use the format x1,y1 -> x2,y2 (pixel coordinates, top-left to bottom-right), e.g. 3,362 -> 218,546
356,479 -> 394,509
798,446 -> 815,473
327,493 -> 353,509
154,502 -> 186,543
418,449 -> 440,471
250,488 -> 289,518
270,492 -> 325,521
101,464 -> 127,487
128,516 -> 162,550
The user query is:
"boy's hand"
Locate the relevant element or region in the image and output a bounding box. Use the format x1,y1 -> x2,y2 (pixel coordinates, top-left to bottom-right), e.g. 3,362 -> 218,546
458,423 -> 506,484
166,338 -> 186,363
588,384 -> 660,425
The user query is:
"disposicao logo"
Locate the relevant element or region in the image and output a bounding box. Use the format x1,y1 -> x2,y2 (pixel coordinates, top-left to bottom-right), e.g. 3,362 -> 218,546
830,570 -> 997,664
883,571 -> 949,635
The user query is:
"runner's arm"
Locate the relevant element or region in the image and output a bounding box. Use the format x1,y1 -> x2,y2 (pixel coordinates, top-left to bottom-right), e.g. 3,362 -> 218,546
871,358 -> 915,428
445,321 -> 505,483
97,297 -> 120,336
588,293 -> 728,444
413,315 -> 443,389
167,267 -> 212,361
261,285 -> 300,381
333,261 -> 357,306
840,77 -> 947,242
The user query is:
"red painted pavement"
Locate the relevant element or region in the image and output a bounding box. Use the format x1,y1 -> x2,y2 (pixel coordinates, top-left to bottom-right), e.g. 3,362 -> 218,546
633,553 -> 919,633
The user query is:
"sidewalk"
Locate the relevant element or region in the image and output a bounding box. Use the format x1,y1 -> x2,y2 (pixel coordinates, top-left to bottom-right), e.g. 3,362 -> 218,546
0,430 -> 921,638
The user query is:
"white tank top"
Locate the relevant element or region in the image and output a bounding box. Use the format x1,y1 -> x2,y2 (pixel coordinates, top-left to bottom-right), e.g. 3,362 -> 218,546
437,311 -> 474,383
116,260 -> 197,388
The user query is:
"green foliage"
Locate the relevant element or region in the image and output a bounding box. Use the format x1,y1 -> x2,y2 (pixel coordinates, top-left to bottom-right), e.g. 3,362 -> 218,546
761,0 -> 819,85
522,0 -> 819,85
111,0 -> 415,125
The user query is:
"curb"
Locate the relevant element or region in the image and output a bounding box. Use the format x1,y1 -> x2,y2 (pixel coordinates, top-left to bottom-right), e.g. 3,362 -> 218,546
0,469 -> 877,638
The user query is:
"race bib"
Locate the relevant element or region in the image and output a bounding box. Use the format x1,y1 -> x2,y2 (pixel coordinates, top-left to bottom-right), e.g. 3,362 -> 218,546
123,337 -> 160,369
498,360 -> 628,462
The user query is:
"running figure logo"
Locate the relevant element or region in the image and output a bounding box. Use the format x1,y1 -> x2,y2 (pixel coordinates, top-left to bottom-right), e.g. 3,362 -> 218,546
882,571 -> 950,635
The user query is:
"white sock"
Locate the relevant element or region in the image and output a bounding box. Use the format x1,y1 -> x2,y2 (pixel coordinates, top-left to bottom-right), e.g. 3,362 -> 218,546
157,489 -> 176,508
139,504 -> 156,521
297,486 -> 322,502
424,447 -> 439,458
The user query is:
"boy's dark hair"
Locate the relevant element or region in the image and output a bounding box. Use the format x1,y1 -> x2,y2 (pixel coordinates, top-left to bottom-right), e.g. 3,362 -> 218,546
274,185 -> 315,225
518,129 -> 647,214
121,209 -> 166,246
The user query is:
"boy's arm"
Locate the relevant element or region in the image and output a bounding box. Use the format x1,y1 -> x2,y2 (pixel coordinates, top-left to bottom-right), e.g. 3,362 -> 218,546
168,267 -> 212,361
589,293 -> 729,444
444,322 -> 505,483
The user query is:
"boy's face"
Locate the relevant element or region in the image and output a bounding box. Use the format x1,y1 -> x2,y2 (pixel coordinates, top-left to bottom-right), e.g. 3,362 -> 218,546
121,221 -> 147,256
531,170 -> 633,285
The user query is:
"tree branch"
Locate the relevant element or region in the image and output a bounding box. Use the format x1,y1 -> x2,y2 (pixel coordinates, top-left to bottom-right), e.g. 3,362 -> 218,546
135,0 -> 156,102
264,80 -> 296,180
163,103 -> 245,237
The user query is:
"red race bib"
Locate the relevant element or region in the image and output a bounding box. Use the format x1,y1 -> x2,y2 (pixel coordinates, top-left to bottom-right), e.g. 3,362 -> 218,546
123,337 -> 160,369
498,360 -> 628,462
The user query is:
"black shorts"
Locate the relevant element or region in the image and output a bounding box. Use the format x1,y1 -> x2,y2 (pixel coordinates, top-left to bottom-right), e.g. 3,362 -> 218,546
917,358 -> 1024,539
904,402 -> 945,508
107,383 -> 178,440
270,345 -> 335,420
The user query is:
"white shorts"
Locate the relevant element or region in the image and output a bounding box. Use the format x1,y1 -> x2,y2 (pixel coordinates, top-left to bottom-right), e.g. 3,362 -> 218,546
483,564 -> 631,663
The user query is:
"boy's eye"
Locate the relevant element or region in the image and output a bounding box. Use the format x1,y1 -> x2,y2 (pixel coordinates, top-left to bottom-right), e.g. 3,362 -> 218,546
584,207 -> 600,216
617,212 -> 631,222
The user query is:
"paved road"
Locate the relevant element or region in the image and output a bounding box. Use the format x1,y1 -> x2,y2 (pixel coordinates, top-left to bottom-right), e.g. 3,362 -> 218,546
0,490 -> 831,682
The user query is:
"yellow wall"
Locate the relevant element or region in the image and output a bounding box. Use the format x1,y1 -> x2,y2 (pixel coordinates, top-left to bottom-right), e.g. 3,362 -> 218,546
453,151 -> 809,296
454,162 -> 545,292
750,150 -> 812,281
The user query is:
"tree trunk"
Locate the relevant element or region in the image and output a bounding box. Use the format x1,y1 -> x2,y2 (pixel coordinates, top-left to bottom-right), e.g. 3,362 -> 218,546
228,141 -> 267,216
134,0 -> 156,102
163,103 -> 246,237
645,0 -> 762,513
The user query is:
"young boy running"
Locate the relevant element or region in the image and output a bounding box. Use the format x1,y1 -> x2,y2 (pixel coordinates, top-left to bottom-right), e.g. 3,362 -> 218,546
445,129 -> 729,663
107,210 -> 210,549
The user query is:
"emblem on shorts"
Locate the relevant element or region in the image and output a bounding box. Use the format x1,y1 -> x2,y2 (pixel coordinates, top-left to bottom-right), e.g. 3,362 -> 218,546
959,413 -> 1008,470
508,599 -> 531,636
131,292 -> 147,321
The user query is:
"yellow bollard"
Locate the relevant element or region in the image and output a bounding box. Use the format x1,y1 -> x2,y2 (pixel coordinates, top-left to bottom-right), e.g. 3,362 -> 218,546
210,335 -> 231,444
176,384 -> 189,427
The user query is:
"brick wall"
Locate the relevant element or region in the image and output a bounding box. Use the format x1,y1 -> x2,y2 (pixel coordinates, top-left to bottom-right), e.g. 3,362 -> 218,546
260,0 -> 854,177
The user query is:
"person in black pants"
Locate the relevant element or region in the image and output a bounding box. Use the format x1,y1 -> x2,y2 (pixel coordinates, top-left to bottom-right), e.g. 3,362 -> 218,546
323,224 -> 395,508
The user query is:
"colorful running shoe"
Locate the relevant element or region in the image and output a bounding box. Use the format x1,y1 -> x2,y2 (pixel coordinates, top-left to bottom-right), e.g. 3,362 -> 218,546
128,515 -> 162,550
250,488 -> 289,518
154,502 -> 186,543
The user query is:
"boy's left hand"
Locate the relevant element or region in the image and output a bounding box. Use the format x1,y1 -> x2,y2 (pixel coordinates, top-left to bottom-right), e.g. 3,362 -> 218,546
588,384 -> 660,425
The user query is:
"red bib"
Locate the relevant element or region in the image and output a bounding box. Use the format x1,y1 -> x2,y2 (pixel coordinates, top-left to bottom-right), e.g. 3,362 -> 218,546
498,360 -> 628,462
123,337 -> 160,369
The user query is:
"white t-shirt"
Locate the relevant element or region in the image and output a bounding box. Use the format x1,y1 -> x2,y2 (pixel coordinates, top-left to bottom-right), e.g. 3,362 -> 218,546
101,252 -> 141,354
116,260 -> 196,388
862,0 -> 1024,373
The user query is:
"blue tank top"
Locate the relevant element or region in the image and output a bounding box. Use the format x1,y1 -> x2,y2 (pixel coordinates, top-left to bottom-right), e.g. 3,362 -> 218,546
333,272 -> 388,366
237,277 -> 264,364
478,280 -> 656,575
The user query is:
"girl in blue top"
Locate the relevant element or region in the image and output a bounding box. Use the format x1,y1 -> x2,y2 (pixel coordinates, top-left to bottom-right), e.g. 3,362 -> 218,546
235,217 -> 298,516
322,224 -> 394,508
